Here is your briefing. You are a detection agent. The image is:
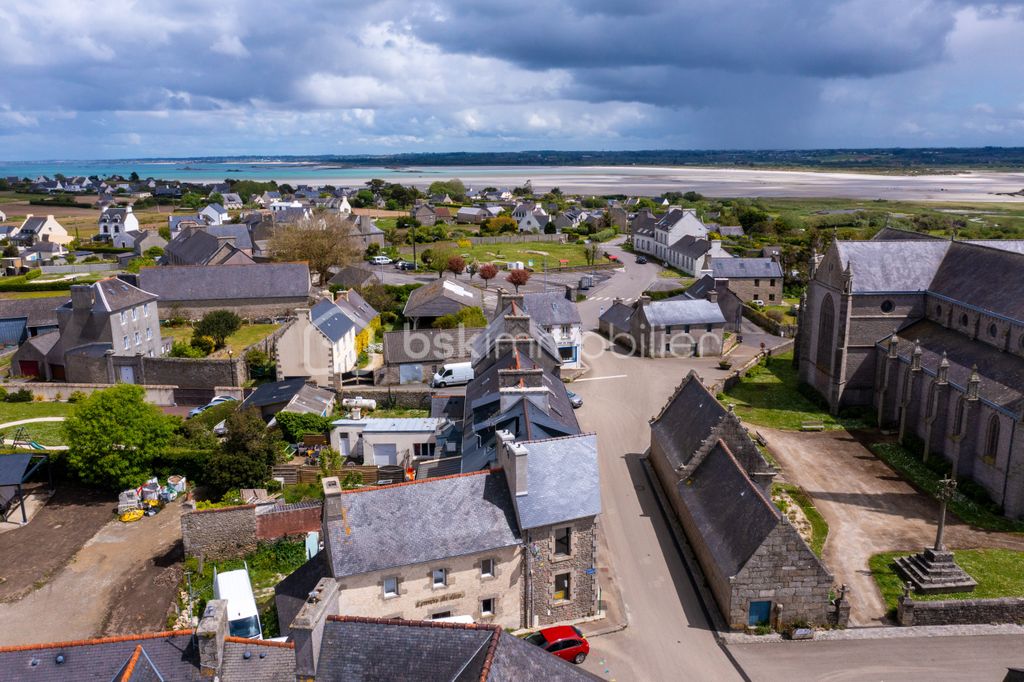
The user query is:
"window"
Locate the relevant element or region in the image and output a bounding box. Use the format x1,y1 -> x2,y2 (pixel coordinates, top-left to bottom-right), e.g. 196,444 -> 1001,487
134,331 -> 141,346
880,300 -> 894,313
481,598 -> 495,616
985,416 -> 1000,458
120,311 -> 127,324
664,343 -> 671,353
768,294 -> 776,301
706,324 -> 713,332
432,568 -> 447,588
554,527 -> 571,556
146,327 -> 152,340
481,558 -> 494,578
664,325 -> 672,334
770,279 -> 776,287
936,304 -> 943,316
430,611 -> 452,620
683,324 -> 691,334
143,303 -> 149,318
554,573 -> 571,601
989,323 -> 998,338
561,324 -> 571,336
816,294 -> 835,373
960,313 -> 969,326
754,279 -> 760,287
383,577 -> 399,598
123,335 -> 130,350
131,307 -> 138,321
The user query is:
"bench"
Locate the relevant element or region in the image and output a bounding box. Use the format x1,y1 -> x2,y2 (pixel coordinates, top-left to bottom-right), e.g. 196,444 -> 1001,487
800,420 -> 825,432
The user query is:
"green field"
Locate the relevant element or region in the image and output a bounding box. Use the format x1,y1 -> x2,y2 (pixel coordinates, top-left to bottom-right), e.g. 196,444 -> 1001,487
871,549 -> 1024,615
0,401 -> 73,445
448,241 -> 601,269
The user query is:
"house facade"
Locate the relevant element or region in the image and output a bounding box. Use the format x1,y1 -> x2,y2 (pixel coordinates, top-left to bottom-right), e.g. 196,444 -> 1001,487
97,206 -> 140,237
13,215 -> 73,246
711,257 -> 784,303
516,289 -> 584,369
329,417 -> 450,465
600,293 -> 726,357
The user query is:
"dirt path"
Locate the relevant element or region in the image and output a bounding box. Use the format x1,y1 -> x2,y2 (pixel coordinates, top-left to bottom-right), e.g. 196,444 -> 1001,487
0,500 -> 183,645
759,428 -> 1024,626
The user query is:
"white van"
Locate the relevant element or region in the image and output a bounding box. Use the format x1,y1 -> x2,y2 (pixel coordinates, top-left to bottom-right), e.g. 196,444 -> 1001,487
213,566 -> 263,639
431,362 -> 474,388
369,255 -> 392,265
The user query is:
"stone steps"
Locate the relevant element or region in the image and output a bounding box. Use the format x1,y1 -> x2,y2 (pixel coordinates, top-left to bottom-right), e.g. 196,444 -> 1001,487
895,548 -> 977,595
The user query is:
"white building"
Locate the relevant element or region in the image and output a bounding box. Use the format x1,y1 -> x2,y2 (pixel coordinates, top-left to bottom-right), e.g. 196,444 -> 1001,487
330,417 -> 449,465
97,206 -> 140,238
199,203 -> 228,225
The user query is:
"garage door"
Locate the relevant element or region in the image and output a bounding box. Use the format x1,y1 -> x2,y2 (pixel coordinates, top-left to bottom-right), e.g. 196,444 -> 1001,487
18,361 -> 40,378
399,364 -> 424,385
372,443 -> 398,466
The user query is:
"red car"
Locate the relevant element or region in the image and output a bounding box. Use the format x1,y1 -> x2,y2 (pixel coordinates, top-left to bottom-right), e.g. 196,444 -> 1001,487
524,625 -> 590,664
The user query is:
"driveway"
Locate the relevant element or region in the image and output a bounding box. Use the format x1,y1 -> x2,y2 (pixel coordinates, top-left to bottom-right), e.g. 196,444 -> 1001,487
0,499 -> 184,644
760,428 -> 1024,625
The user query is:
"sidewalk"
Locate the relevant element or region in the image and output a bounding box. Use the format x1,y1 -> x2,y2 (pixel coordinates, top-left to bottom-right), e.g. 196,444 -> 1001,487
577,520 -> 628,638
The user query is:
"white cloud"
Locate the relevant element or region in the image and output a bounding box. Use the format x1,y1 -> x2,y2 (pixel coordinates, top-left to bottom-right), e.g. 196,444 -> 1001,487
211,34 -> 250,58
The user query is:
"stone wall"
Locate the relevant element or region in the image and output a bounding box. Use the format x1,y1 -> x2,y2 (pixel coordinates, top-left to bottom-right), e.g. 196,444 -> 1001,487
340,386 -> 433,410
524,518 -> 599,627
11,381 -> 176,405
162,296 -> 308,322
898,595 -> 1024,626
67,354 -> 247,390
255,501 -> 322,540
181,504 -> 258,560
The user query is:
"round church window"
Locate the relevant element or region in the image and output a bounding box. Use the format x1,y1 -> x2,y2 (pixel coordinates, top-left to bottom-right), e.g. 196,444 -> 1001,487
880,300 -> 895,313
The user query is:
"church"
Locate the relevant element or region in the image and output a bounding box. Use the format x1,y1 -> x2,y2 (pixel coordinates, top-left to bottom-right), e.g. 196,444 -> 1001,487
797,227 -> 1024,519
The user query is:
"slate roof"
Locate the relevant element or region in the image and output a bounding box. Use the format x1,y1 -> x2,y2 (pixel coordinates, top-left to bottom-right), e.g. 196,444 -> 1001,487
871,226 -> 942,241
677,440 -> 781,579
884,320 -> 1024,413
667,235 -> 710,258
168,214 -> 206,231
165,228 -> 224,265
834,241 -> 950,293
334,289 -> 377,332
710,257 -> 782,279
0,632 -> 294,682
19,217 -> 47,234
403,278 -> 482,320
0,296 -> 66,328
327,265 -> 377,289
205,224 -> 254,250
242,377 -> 312,408
716,225 -> 745,237
315,617 -> 598,681
598,301 -> 633,330
930,241 -> 1024,322
310,299 -> 356,343
470,308 -> 562,367
83,278 -> 157,313
520,291 -> 581,327
137,263 -> 311,302
382,327 -> 481,365
514,434 -> 600,529
642,299 -> 725,327
651,371 -> 728,469
324,470 -> 521,578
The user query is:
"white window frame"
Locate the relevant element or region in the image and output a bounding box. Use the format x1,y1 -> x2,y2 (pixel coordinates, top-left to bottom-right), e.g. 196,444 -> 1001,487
481,598 -> 495,616
432,568 -> 447,588
143,303 -> 149,318
383,576 -> 399,599
134,331 -> 141,346
123,335 -> 130,350
146,327 -> 152,340
131,307 -> 138,321
120,311 -> 127,324
481,558 -> 494,578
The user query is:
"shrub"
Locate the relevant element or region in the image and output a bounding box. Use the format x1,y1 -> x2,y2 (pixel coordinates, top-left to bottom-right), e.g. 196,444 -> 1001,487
194,310 -> 242,349
68,390 -> 87,403
170,340 -> 207,358
189,335 -> 216,355
0,387 -> 8,402
275,412 -> 332,442
6,388 -> 33,403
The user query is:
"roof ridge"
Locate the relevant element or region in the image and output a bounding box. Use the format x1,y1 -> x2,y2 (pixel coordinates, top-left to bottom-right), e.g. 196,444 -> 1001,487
340,468 -> 497,495
520,431 -> 596,445
224,636 -> 295,649
711,438 -> 780,519
478,627 -> 503,681
327,614 -> 502,633
118,644 -> 143,682
0,630 -> 183,653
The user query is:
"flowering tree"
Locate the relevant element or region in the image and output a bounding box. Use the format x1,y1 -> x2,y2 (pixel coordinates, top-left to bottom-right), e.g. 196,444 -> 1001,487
506,268 -> 530,293
478,263 -> 498,288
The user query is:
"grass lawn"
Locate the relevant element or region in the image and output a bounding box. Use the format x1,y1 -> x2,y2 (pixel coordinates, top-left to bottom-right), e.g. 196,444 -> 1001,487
453,241 -> 595,268
161,323 -> 279,357
772,482 -> 829,557
0,400 -> 73,445
871,442 -> 1024,533
0,291 -> 75,300
722,351 -> 873,431
369,407 -> 429,419
764,304 -> 798,325
870,549 -> 1024,615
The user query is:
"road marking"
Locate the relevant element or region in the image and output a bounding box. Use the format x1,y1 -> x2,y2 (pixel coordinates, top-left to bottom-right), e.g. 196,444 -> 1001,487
572,374 -> 628,383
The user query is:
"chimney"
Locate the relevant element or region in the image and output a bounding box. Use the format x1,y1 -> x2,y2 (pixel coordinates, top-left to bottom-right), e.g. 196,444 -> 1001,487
706,288 -> 718,304
564,284 -> 575,301
196,599 -> 228,677
503,312 -> 532,338
70,284 -> 95,311
637,294 -> 651,310
290,578 -> 340,681
496,430 -> 528,497
498,366 -> 544,389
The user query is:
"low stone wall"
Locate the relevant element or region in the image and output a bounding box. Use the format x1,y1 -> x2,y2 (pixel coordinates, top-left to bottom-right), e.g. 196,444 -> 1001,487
10,381 -> 177,405
256,501 -> 322,540
40,263 -> 118,274
339,386 -> 432,410
898,595 -> 1024,626
181,504 -> 258,560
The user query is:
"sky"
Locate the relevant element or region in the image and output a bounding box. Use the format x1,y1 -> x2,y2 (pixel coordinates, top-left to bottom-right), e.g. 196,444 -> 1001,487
2,0 -> 1024,160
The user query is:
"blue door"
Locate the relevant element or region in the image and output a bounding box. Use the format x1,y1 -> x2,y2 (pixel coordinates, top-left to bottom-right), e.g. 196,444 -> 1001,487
748,600 -> 771,627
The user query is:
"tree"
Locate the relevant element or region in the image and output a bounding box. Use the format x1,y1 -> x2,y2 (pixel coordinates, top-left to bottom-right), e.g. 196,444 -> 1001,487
2,244 -> 18,257
478,263 -> 498,288
62,384 -> 176,489
427,179 -> 467,202
206,408 -> 282,494
737,205 -> 771,233
357,283 -> 396,316
481,215 -> 517,235
193,310 -> 242,349
584,242 -> 600,266
424,248 -> 456,278
446,255 -> 466,278
208,192 -> 224,205
506,268 -> 530,293
268,214 -> 360,284
351,189 -> 375,208
432,306 -> 488,329
683,191 -> 704,202
129,171 -> 140,182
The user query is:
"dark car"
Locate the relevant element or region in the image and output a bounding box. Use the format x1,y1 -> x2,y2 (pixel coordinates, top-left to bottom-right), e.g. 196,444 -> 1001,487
524,626 -> 590,664
635,255 -> 648,264
394,260 -> 417,270
566,390 -> 583,409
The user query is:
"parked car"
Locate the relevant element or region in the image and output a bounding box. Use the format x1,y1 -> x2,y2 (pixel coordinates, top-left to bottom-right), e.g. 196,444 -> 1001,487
187,395 -> 237,419
635,255 -> 648,264
394,260 -> 416,270
524,626 -> 589,664
566,390 -> 583,409
369,255 -> 393,265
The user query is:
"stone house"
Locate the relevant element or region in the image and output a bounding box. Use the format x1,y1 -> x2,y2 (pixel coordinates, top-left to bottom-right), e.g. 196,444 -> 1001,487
134,262 -> 311,320
276,290 -> 378,389
278,429 -> 599,631
678,275 -> 745,332
163,226 -> 255,266
599,293 -> 726,357
238,377 -> 335,423
633,208 -> 708,261
97,205 -> 140,238
710,256 -> 784,304
221,192 -> 244,209
402,277 -> 483,329
648,371 -> 832,629
517,288 -> 584,369
112,228 -> 167,253
378,325 -> 480,385
411,203 -> 438,226
797,232 -> 1024,518
11,279 -> 163,382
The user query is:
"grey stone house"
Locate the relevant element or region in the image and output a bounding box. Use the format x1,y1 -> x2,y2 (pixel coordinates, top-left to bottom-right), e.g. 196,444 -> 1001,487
599,293 -> 726,357
648,372 -> 833,629
797,232 -> 1024,518
402,276 -> 483,329
710,257 -> 784,304
378,325 -> 481,385
11,279 -> 163,382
